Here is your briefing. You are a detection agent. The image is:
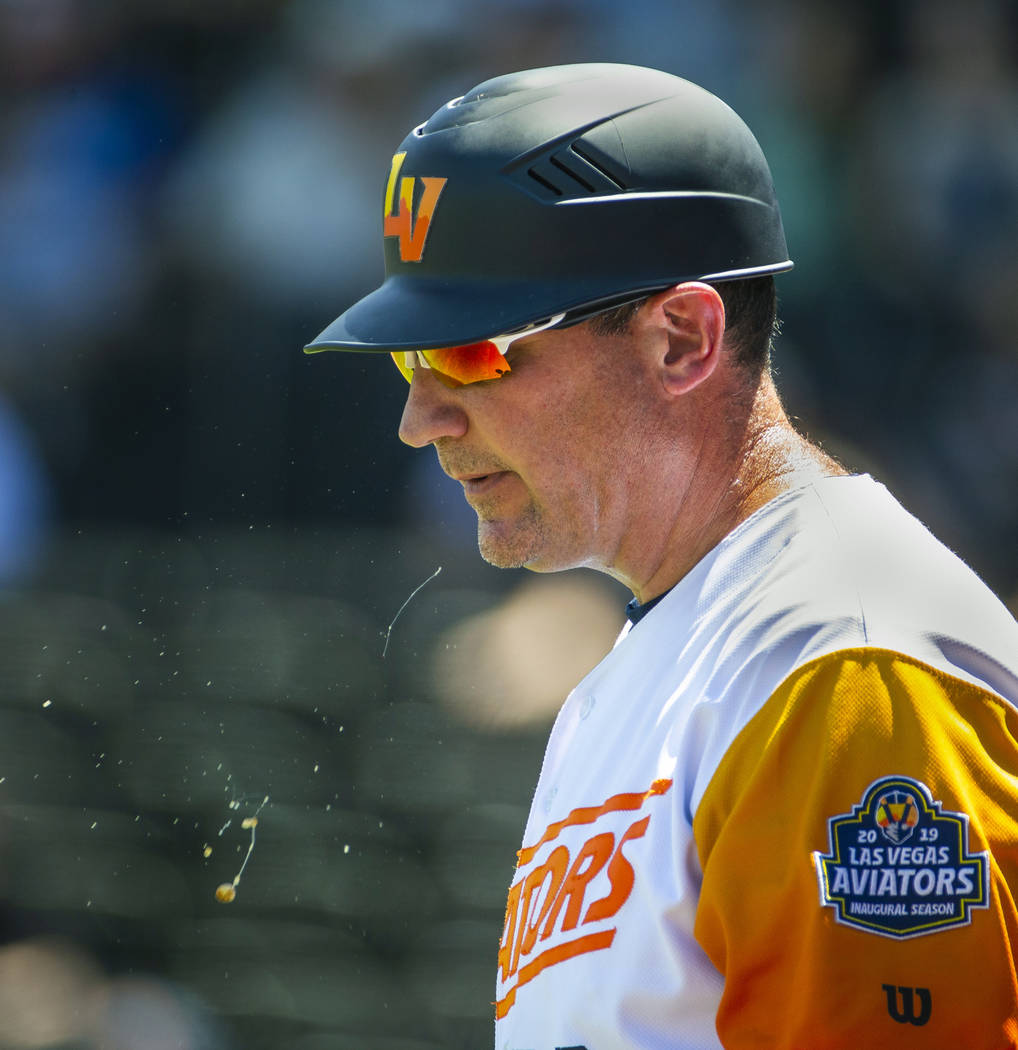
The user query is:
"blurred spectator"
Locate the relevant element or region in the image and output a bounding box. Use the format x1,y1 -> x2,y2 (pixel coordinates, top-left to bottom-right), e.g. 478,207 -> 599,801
847,0 -> 1018,584
0,395 -> 50,583
159,0 -> 470,310
0,936 -> 225,1049
736,0 -> 877,295
852,0 -> 1018,303
0,0 -> 185,379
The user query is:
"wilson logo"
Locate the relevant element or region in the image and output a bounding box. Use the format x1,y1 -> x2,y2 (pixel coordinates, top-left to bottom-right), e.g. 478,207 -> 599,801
382,151 -> 446,262
882,984 -> 932,1026
495,778 -> 672,1020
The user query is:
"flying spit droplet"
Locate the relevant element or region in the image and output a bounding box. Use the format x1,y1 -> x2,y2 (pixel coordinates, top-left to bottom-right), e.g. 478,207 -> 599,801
214,795 -> 268,903
382,566 -> 442,658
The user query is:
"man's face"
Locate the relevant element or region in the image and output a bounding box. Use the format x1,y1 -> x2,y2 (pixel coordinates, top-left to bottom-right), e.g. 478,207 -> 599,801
398,322 -> 650,573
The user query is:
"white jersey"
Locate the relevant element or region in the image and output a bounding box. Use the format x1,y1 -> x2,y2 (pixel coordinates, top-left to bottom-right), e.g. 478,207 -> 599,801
494,474 -> 1018,1050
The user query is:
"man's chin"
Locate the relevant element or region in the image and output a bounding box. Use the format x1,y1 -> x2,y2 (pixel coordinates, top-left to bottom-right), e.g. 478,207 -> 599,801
476,514 -> 545,570
477,532 -> 534,570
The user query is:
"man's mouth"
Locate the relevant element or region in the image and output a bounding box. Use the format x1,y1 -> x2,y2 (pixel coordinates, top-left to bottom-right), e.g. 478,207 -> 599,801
459,471 -> 509,496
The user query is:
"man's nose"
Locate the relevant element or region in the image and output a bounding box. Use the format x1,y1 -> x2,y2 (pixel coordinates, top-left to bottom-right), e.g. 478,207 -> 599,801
398,368 -> 469,448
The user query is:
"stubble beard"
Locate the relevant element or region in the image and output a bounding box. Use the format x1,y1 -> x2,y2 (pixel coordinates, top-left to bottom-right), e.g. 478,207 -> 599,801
475,499 -> 550,570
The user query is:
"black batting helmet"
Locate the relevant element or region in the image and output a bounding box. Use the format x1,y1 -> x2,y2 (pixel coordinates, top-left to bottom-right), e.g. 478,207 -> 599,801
305,63 -> 791,354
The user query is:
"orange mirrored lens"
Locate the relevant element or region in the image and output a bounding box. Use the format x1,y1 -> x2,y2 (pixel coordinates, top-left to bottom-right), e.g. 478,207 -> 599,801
426,341 -> 510,384
391,340 -> 511,387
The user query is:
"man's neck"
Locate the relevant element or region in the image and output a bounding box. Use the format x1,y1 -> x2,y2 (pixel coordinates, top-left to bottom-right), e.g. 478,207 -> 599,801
621,376 -> 848,603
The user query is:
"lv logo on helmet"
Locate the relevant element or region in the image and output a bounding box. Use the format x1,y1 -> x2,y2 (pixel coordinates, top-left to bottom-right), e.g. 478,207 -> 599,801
383,152 -> 447,263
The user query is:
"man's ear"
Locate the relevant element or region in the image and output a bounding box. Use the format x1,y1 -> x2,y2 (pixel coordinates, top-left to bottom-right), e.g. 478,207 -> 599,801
642,282 -> 726,395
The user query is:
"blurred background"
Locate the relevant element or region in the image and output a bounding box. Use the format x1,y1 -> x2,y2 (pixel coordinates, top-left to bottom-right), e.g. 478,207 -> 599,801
0,0 -> 1017,1047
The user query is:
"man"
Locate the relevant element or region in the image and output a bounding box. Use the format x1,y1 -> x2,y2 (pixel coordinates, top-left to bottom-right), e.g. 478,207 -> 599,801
305,64 -> 1018,1050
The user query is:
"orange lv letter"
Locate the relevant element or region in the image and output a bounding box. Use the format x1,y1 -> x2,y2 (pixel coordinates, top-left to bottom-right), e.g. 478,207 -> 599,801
382,151 -> 447,263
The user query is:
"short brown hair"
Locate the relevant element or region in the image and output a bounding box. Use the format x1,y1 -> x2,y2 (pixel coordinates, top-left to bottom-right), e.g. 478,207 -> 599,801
589,276 -> 778,376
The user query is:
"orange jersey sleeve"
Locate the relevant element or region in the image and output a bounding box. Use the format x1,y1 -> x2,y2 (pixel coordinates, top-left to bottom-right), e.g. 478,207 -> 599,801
693,647 -> 1018,1049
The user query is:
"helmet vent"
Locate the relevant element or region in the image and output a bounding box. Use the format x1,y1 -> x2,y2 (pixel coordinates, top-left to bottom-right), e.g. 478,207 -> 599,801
570,142 -> 628,189
526,167 -> 563,197
513,141 -> 629,202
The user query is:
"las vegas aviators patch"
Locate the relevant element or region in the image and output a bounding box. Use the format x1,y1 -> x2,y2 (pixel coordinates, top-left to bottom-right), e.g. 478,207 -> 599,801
813,776 -> 989,938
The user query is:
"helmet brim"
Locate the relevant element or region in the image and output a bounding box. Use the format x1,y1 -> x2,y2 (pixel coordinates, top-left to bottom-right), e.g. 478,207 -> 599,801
304,260 -> 792,354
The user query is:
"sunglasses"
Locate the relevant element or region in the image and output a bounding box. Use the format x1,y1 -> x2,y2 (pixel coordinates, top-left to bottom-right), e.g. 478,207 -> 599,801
391,313 -> 566,388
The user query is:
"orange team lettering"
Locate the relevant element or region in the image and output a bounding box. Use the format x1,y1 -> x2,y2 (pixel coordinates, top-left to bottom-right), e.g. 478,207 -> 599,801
382,151 -> 447,263
495,779 -> 672,1020
498,813 -> 651,986
516,777 -> 671,867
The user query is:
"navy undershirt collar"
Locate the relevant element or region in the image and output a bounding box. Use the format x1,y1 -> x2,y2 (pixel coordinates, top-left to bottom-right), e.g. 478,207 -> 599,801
625,590 -> 671,624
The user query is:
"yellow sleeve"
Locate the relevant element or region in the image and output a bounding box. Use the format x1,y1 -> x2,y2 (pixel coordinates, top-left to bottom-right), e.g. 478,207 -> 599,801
692,647 -> 1018,1049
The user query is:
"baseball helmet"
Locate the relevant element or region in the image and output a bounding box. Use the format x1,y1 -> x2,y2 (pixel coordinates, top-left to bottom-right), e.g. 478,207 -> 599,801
305,62 -> 791,354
